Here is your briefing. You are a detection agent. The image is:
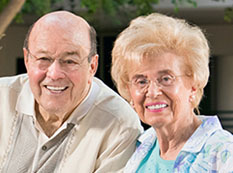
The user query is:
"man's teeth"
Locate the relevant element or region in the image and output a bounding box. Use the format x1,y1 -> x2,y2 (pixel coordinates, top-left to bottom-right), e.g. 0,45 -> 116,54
147,104 -> 167,110
46,86 -> 66,91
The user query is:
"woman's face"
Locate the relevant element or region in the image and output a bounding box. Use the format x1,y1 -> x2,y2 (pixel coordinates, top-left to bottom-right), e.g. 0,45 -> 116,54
128,52 -> 196,128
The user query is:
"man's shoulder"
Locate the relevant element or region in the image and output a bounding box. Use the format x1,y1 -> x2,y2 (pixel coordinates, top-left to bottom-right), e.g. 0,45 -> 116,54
0,74 -> 28,90
93,77 -> 131,112
93,77 -> 121,98
92,77 -> 142,127
0,74 -> 29,110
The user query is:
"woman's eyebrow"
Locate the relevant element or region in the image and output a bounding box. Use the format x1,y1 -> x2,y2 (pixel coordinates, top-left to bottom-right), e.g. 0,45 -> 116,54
131,74 -> 147,80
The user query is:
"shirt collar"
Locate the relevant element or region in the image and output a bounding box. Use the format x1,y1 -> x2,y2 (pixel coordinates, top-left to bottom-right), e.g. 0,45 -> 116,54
137,116 -> 222,153
138,127 -> 156,145
181,115 -> 222,152
67,78 -> 100,124
16,79 -> 35,116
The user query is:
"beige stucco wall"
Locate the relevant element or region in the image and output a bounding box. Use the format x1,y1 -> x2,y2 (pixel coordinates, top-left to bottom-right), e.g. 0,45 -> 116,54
204,25 -> 233,56
217,55 -> 233,110
216,55 -> 233,132
0,24 -> 28,76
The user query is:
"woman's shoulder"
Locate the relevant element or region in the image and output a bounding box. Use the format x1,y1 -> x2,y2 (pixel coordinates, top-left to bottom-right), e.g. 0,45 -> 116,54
195,115 -> 233,149
202,129 -> 233,171
200,115 -> 233,144
200,118 -> 233,164
207,128 -> 233,145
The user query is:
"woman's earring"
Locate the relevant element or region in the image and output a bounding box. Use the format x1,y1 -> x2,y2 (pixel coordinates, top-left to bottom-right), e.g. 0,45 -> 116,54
190,87 -> 196,103
189,95 -> 195,102
130,100 -> 135,108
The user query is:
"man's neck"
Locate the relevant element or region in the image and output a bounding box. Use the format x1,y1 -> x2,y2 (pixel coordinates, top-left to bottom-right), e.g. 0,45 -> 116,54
36,113 -> 64,137
35,104 -> 71,137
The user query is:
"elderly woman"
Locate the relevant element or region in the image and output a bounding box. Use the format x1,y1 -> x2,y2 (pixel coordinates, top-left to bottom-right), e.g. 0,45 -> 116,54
111,13 -> 233,172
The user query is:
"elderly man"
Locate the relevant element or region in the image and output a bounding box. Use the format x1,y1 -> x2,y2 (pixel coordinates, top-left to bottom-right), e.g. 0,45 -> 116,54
0,11 -> 142,173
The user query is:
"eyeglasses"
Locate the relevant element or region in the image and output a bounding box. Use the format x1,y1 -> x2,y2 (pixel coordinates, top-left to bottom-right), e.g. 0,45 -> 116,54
27,49 -> 88,72
129,74 -> 186,93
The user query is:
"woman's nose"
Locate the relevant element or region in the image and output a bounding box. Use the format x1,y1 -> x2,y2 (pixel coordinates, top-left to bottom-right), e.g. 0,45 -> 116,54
145,81 -> 162,98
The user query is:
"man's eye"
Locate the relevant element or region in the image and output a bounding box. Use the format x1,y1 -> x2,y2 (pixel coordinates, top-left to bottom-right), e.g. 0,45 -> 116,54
38,57 -> 51,61
64,59 -> 77,64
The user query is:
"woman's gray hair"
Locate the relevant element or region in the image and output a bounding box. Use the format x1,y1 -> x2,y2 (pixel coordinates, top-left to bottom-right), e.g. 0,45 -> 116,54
111,13 -> 210,112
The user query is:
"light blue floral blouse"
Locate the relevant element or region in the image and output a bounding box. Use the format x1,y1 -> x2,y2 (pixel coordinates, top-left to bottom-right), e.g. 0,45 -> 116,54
124,116 -> 233,173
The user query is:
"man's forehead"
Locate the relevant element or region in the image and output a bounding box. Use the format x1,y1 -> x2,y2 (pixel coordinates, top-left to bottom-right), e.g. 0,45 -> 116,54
36,11 -> 90,28
29,13 -> 91,54
33,12 -> 90,36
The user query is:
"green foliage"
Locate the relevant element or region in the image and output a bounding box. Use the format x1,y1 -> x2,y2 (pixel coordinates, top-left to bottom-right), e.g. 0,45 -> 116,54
0,0 -> 9,12
0,0 -> 63,23
80,0 -> 233,24
171,0 -> 197,12
224,8 -> 233,23
22,0 -> 63,16
81,0 -> 100,14
81,0 -> 196,16
129,0 -> 160,15
0,0 -> 232,24
210,0 -> 233,23
22,0 -> 51,16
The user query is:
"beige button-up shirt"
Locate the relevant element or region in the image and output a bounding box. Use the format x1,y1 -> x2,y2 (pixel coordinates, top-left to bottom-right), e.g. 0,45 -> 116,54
0,74 -> 143,173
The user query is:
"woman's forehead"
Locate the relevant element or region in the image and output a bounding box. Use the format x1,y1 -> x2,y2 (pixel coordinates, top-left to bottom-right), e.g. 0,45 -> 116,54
127,52 -> 187,78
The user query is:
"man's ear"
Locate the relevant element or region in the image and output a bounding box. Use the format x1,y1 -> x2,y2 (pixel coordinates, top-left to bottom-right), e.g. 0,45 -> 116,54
23,48 -> 29,71
89,54 -> 98,76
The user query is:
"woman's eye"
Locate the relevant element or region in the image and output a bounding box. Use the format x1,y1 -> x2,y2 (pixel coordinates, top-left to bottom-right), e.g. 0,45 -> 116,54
136,79 -> 148,86
163,76 -> 171,81
160,75 -> 173,85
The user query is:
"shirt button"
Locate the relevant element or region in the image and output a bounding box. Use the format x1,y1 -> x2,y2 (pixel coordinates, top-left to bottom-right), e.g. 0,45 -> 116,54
42,145 -> 47,151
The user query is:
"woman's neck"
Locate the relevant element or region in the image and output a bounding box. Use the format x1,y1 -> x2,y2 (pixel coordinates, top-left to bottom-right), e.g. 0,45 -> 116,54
153,114 -> 202,160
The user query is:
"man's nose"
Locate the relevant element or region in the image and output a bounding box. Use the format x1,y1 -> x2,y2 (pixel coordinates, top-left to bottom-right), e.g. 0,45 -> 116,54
46,60 -> 66,80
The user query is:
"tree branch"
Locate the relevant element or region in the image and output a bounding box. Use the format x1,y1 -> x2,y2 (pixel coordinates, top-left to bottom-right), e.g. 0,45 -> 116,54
0,0 -> 26,37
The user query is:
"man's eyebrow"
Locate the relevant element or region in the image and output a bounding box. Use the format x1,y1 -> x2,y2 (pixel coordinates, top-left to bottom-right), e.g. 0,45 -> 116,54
31,50 -> 80,56
33,50 -> 49,55
60,51 -> 82,59
63,51 -> 80,56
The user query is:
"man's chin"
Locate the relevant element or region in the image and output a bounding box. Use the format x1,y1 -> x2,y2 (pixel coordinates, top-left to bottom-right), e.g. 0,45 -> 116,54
40,103 -> 68,116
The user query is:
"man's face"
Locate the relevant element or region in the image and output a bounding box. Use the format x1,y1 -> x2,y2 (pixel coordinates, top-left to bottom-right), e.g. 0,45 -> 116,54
24,21 -> 97,117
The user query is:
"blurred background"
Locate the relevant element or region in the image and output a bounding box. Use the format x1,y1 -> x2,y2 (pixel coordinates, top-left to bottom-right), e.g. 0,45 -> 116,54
0,0 -> 233,132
